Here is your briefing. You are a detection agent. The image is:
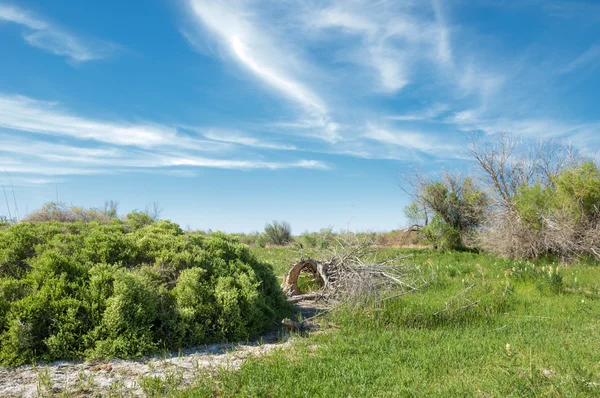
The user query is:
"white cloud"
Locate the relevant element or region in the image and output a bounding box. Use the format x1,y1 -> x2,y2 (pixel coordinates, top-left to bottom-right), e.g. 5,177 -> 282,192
363,124 -> 459,156
162,156 -> 328,170
229,36 -> 327,116
431,0 -> 453,68
16,177 -> 68,185
0,93 -> 330,176
305,1 -> 455,93
178,0 -> 519,160
203,130 -> 297,150
561,45 -> 600,74
0,3 -> 117,62
1,138 -> 329,176
0,94 -> 178,147
184,0 -> 340,142
387,104 -> 450,121
447,109 -> 600,145
0,3 -> 46,28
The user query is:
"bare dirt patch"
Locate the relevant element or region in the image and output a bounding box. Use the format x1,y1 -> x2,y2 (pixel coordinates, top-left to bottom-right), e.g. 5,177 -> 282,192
0,333 -> 290,397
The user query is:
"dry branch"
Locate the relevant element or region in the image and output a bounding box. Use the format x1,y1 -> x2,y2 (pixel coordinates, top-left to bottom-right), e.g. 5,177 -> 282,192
281,234 -> 434,307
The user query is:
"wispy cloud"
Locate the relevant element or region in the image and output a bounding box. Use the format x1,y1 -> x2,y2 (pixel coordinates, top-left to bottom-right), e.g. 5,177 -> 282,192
363,124 -> 459,156
0,3 -> 118,62
446,108 -> 599,143
387,104 -> 450,122
203,130 -> 297,151
3,0 -> 595,181
1,137 -> 329,178
162,156 -> 327,170
176,0 -> 600,166
0,93 -> 329,178
561,45 -> 600,74
177,0 -> 519,160
0,94 -> 178,147
15,177 -> 68,186
304,0 -> 455,93
183,0 -> 340,142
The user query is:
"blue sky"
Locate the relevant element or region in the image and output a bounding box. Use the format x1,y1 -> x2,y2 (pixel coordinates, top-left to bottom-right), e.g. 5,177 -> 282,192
1,0 -> 599,232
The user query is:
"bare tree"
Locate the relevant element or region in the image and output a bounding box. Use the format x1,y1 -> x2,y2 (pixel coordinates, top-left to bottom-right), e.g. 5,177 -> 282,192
468,133 -> 526,209
534,139 -> 579,187
144,201 -> 163,220
468,133 -> 582,210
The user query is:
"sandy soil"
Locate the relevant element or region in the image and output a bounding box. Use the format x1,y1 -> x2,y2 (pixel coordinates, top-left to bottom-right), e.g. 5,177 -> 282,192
0,333 -> 290,397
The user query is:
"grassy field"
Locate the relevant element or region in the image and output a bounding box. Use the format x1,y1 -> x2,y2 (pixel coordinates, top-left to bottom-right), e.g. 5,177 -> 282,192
174,248 -> 600,397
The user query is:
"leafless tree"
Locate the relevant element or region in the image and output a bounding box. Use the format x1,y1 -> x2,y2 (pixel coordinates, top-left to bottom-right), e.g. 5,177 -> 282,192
534,139 -> 579,187
468,133 -> 582,210
145,201 -> 163,220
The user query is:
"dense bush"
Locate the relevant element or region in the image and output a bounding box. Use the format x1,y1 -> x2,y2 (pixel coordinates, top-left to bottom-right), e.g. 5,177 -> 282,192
233,231 -> 268,248
299,227 -> 335,249
483,161 -> 600,260
421,215 -> 462,250
0,218 -> 289,366
21,202 -> 115,224
264,221 -> 292,246
405,173 -> 487,250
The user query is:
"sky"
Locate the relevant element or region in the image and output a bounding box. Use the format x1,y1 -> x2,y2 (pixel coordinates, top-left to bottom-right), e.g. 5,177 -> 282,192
1,0 -> 599,233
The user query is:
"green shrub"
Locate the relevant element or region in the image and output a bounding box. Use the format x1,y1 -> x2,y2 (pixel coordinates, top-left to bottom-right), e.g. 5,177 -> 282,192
421,215 -> 462,250
22,202 -> 115,224
264,221 -> 292,246
0,214 -> 289,366
299,227 -> 334,249
554,161 -> 600,220
255,234 -> 267,248
125,211 -> 155,230
515,162 -> 600,231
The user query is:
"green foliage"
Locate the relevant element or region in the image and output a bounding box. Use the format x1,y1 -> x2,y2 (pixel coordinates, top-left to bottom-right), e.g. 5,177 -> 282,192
264,221 -> 292,246
403,202 -> 426,226
0,215 -> 289,366
411,174 -> 487,249
413,149 -> 600,259
104,200 -> 119,218
125,210 -> 155,230
234,231 -> 260,246
254,234 -> 267,248
515,162 -> 600,230
510,162 -> 600,249
0,215 -> 15,228
421,177 -> 487,233
299,227 -> 334,249
514,184 -> 553,230
554,161 -> 600,219
421,215 -> 462,250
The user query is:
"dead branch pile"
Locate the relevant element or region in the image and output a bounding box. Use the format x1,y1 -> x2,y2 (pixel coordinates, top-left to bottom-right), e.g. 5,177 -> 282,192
281,234 -> 434,306
477,207 -> 600,261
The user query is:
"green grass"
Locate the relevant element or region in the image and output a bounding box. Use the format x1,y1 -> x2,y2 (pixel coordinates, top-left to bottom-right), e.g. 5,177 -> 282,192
250,246 -> 321,276
180,249 -> 600,397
